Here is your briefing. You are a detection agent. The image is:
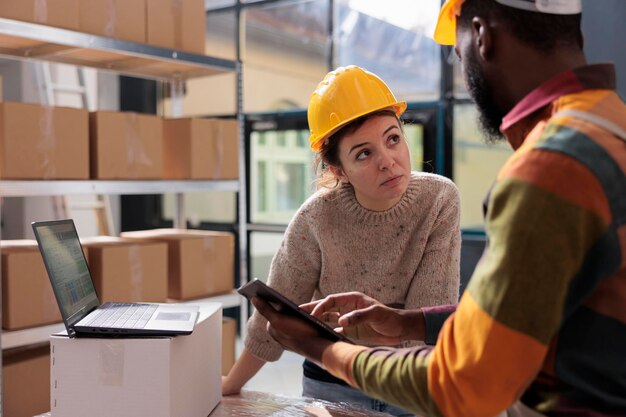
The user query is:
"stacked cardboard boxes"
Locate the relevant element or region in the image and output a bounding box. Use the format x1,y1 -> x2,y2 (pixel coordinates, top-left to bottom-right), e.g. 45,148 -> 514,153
79,0 -> 145,44
146,0 -> 205,53
163,118 -> 240,180
0,0 -> 80,30
121,228 -> 235,300
3,344 -> 51,417
89,111 -> 163,179
0,103 -> 89,179
0,0 -> 206,53
81,236 -> 168,303
1,240 -> 62,330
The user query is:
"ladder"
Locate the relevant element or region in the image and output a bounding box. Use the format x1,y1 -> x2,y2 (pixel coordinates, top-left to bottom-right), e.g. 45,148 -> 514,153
35,62 -> 117,236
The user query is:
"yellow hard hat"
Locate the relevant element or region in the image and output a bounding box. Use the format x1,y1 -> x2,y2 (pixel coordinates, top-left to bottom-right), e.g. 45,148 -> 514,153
308,66 -> 407,152
433,0 -> 465,46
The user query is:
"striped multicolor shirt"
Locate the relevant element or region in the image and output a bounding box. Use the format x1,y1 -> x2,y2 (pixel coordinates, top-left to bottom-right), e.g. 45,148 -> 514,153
323,64 -> 626,417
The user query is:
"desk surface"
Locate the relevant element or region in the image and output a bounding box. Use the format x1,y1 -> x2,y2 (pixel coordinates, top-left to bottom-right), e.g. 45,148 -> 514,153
211,390 -> 394,417
35,390 -> 394,417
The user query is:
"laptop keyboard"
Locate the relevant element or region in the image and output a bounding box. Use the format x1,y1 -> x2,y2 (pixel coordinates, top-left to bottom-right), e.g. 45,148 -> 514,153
83,303 -> 159,329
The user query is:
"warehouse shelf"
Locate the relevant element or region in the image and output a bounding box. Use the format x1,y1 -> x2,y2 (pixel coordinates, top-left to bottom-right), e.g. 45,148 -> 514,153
0,17 -> 236,80
0,180 -> 239,197
2,291 -> 241,350
0,14 -> 249,416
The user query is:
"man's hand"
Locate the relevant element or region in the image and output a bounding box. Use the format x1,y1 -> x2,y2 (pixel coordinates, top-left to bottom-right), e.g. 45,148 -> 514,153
301,292 -> 425,345
251,297 -> 333,365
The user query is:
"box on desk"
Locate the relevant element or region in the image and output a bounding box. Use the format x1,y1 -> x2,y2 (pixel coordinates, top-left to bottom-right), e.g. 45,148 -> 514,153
0,102 -> 89,179
50,303 -> 222,417
1,240 -> 62,330
81,236 -> 168,303
120,229 -> 235,300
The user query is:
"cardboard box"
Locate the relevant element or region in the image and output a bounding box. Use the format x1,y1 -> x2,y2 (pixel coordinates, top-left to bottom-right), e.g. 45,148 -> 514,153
3,344 -> 51,417
222,317 -> 236,376
50,303 -> 222,417
120,229 -> 235,300
0,0 -> 79,30
146,0 -> 205,53
0,102 -> 89,179
82,236 -> 168,303
163,118 -> 240,180
79,0 -> 145,44
1,240 -> 62,330
90,111 -> 163,179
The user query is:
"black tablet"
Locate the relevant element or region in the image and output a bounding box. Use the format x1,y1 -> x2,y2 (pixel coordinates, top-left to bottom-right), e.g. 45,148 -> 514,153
237,278 -> 353,344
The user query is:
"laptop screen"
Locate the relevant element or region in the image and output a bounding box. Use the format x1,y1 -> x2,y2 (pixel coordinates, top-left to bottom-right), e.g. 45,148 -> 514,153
32,220 -> 100,329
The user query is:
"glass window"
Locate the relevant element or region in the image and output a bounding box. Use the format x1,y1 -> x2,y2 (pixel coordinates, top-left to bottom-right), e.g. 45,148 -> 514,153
334,0 -> 442,101
206,9 -> 237,61
403,123 -> 424,171
257,161 -> 267,212
205,0 -> 236,10
162,192 -> 237,226
251,127 -> 315,224
250,232 -> 285,283
453,104 -> 512,230
242,0 -> 330,113
161,9 -> 237,117
275,162 -> 307,211
452,54 -> 470,99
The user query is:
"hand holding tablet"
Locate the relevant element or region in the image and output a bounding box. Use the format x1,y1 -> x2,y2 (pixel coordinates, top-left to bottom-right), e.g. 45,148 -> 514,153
237,278 -> 353,344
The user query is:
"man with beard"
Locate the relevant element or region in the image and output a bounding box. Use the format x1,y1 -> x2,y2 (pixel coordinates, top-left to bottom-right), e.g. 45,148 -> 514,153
251,0 -> 626,416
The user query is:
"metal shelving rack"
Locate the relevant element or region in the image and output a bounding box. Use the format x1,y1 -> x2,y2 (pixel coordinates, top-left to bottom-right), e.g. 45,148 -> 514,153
0,17 -> 248,413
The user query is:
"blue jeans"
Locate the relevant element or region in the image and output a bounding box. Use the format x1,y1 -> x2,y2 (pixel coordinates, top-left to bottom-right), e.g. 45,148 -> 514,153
302,376 -> 415,417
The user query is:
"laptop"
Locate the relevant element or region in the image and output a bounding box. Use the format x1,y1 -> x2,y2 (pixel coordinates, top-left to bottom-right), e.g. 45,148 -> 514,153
32,219 -> 199,338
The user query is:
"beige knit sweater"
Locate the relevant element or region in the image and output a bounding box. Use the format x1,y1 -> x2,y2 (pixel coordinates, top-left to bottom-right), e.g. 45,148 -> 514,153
245,171 -> 461,361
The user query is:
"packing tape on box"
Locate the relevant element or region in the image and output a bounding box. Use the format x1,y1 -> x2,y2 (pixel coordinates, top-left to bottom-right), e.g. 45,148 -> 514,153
34,0 -> 48,24
104,0 -> 117,37
172,0 -> 183,50
128,245 -> 143,301
125,112 -> 152,177
211,123 -> 226,178
203,238 -> 216,292
38,106 -> 56,179
98,340 -> 125,386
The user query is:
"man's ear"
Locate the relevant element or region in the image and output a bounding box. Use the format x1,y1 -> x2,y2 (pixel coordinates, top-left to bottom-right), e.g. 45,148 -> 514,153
472,16 -> 493,61
329,165 -> 348,183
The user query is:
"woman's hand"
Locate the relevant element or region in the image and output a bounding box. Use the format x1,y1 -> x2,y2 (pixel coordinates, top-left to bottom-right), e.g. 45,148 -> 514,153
301,292 -> 425,345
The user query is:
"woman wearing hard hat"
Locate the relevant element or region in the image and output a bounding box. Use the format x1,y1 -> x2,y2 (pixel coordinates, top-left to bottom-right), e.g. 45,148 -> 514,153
223,66 -> 461,416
